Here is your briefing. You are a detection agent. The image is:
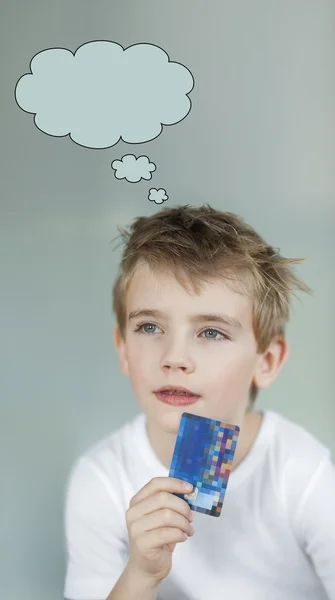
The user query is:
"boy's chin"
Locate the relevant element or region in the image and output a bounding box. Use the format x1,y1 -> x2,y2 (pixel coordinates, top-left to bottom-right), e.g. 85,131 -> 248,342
153,406 -> 193,433
151,402 -> 245,433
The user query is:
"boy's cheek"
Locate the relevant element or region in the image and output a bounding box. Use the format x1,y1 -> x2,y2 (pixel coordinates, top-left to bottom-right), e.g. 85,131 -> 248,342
116,343 -> 130,376
120,360 -> 129,376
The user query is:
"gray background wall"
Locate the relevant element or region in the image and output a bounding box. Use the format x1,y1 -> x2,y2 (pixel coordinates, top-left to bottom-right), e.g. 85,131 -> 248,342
1,1 -> 334,598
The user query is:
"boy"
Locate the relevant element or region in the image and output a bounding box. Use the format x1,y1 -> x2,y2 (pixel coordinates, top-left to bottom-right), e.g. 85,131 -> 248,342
63,204 -> 335,600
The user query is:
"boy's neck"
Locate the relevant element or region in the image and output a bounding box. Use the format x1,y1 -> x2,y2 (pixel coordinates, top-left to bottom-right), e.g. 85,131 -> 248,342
145,410 -> 264,472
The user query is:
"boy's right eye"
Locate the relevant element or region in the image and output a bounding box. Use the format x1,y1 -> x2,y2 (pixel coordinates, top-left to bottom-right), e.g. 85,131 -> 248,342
134,322 -> 160,334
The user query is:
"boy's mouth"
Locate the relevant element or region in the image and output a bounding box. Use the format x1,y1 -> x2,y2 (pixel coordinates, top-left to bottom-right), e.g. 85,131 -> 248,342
154,385 -> 200,405
155,385 -> 200,396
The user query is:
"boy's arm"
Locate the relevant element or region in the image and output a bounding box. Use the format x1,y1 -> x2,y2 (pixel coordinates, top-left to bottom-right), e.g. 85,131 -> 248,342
63,456 -> 132,600
105,564 -> 158,600
65,564 -> 159,600
294,453 -> 335,599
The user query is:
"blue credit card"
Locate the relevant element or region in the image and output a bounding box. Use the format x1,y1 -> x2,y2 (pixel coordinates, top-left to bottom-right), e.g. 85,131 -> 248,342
168,412 -> 240,517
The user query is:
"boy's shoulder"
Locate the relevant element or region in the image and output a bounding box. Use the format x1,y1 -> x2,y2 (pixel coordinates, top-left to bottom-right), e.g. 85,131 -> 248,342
71,411 -> 145,468
65,411 -> 147,491
83,411 -> 144,461
268,409 -> 331,461
64,412 -> 146,518
265,409 -> 332,502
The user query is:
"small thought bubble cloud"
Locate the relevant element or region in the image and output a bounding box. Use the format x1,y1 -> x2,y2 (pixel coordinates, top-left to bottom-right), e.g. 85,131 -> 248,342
15,41 -> 194,149
148,188 -> 168,204
112,154 -> 156,183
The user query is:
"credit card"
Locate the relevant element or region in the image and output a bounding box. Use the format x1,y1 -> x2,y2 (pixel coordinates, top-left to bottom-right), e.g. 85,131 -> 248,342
169,412 -> 240,517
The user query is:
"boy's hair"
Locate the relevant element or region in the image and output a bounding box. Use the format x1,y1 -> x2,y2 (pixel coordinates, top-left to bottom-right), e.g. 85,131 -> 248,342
111,204 -> 312,410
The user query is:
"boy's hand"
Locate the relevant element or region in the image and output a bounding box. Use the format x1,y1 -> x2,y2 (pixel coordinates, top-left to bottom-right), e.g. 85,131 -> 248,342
125,477 -> 194,585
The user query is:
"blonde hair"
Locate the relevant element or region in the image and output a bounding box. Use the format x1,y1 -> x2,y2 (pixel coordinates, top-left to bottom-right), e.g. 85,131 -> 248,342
111,204 -> 312,410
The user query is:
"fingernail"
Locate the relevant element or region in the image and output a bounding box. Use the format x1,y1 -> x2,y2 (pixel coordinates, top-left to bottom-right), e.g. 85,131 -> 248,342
183,482 -> 193,491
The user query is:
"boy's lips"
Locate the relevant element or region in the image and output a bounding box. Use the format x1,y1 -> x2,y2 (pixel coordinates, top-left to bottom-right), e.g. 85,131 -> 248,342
154,385 -> 200,396
154,385 -> 201,406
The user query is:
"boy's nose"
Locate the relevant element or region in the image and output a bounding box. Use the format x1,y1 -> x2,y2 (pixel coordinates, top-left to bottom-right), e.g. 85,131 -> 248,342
161,361 -> 194,373
160,351 -> 195,372
159,336 -> 196,372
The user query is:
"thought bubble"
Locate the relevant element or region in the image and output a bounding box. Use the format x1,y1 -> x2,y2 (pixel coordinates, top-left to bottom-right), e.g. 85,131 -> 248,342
15,41 -> 194,149
112,154 -> 156,183
149,188 -> 168,204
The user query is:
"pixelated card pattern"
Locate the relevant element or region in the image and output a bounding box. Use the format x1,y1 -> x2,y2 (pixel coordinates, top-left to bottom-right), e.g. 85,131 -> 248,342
169,413 -> 240,517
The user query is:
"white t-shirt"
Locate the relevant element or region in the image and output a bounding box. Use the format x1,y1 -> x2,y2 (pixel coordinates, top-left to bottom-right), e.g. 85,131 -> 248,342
63,410 -> 335,600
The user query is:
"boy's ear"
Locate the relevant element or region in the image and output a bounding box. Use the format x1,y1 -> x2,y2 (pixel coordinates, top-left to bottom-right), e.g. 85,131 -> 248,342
113,324 -> 129,376
253,335 -> 289,390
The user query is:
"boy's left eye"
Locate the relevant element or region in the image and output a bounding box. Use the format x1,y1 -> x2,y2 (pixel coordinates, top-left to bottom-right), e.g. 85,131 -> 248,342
202,328 -> 227,340
133,323 -> 230,341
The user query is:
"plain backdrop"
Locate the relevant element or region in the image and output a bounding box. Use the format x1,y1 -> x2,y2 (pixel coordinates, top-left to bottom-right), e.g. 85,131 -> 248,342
1,1 -> 334,599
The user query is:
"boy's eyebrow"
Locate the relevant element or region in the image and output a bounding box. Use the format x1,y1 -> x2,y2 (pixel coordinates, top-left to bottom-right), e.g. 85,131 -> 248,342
128,309 -> 243,329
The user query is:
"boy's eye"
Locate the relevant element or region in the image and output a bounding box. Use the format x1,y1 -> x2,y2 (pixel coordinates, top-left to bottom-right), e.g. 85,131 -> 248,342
135,322 -> 159,334
203,328 -> 226,340
133,323 -> 229,341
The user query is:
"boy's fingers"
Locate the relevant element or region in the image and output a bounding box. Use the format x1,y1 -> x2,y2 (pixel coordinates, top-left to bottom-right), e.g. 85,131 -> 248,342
129,477 -> 192,508
127,490 -> 193,527
129,509 -> 194,540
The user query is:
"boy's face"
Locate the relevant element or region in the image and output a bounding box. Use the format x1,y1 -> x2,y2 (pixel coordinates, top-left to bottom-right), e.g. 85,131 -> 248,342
114,263 -> 287,434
